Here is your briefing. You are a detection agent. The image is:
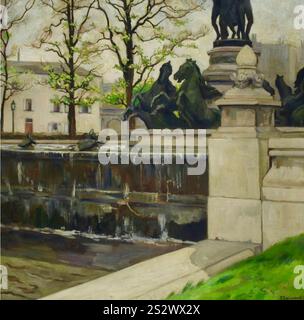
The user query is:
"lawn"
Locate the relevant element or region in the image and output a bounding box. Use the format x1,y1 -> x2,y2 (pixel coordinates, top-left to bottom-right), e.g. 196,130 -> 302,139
168,234 -> 304,300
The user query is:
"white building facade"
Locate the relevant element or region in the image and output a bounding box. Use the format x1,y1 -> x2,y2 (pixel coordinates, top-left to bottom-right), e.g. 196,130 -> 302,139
3,61 -> 103,135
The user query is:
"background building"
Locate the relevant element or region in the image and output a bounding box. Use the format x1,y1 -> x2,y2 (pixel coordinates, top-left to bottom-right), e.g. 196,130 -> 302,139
99,83 -> 146,131
253,35 -> 304,89
3,61 -> 103,135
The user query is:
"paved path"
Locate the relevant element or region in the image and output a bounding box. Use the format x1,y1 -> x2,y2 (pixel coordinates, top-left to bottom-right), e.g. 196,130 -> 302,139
42,240 -> 260,300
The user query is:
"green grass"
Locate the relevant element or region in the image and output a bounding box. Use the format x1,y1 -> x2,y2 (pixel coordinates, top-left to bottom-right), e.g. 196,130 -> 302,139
168,234 -> 304,300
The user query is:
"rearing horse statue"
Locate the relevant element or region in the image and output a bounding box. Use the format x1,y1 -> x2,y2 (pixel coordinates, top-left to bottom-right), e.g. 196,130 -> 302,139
275,67 -> 304,127
123,61 -> 181,129
123,60 -> 222,129
174,59 -> 222,129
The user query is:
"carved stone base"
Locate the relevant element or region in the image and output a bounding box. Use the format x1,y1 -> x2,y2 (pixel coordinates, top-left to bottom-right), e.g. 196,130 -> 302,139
203,46 -> 260,93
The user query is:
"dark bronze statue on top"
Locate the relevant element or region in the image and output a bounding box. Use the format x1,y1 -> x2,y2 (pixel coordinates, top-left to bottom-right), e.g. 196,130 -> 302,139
212,0 -> 254,45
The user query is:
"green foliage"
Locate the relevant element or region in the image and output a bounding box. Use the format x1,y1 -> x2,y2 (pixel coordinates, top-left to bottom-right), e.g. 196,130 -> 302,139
0,30 -> 10,47
44,66 -> 101,109
97,1 -> 206,106
36,1 -> 102,135
0,64 -> 34,99
168,234 -> 304,300
102,78 -> 154,108
102,78 -> 127,108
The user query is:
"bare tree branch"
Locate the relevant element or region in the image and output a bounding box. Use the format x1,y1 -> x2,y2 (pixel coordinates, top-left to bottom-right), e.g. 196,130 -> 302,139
0,0 -> 37,131
35,0 -> 101,137
94,0 -> 206,109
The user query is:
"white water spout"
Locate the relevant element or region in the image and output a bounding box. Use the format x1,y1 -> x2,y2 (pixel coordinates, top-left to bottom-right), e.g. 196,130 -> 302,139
5,179 -> 13,196
17,162 -> 23,184
158,214 -> 168,241
123,183 -> 130,199
71,180 -> 76,198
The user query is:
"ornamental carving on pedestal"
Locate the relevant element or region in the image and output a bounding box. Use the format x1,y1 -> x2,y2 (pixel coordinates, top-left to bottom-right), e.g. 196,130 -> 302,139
231,70 -> 265,89
230,45 -> 265,89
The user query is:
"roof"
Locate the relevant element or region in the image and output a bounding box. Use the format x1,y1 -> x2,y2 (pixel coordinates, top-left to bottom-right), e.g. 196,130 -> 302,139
7,61 -> 91,76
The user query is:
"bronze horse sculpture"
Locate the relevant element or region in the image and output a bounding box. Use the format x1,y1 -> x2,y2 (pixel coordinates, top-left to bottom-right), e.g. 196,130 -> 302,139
123,61 -> 181,129
275,67 -> 304,127
123,60 -> 222,129
212,0 -> 254,41
174,59 -> 221,129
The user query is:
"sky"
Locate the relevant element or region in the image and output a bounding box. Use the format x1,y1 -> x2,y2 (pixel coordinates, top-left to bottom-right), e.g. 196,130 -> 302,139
9,0 -> 304,82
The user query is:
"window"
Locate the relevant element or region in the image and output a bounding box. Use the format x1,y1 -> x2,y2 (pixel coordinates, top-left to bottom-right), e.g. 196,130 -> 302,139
24,99 -> 33,111
52,102 -> 61,113
48,122 -> 62,133
79,105 -> 92,114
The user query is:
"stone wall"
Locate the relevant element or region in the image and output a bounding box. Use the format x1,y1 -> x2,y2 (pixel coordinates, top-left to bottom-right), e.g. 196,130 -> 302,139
207,46 -> 304,250
208,128 -> 304,249
262,129 -> 304,249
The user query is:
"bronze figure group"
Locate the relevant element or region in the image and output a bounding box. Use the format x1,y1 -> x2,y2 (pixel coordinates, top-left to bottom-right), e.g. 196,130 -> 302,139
212,0 -> 254,41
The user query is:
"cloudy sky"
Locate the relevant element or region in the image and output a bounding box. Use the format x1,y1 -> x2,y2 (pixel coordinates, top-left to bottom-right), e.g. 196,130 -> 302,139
10,0 -> 304,82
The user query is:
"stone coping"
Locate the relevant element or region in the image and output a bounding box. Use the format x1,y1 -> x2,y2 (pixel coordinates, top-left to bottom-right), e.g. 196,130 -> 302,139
276,127 -> 304,133
216,97 -> 281,107
269,138 -> 304,150
0,130 -> 216,145
1,139 -> 79,144
269,150 -> 304,157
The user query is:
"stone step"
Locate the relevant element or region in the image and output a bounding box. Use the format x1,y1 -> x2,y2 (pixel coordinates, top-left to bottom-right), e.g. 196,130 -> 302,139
42,240 -> 261,300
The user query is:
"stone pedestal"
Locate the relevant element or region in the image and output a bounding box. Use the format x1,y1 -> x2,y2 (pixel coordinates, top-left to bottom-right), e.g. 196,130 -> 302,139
203,46 -> 260,93
262,135 -> 304,249
208,46 -> 280,244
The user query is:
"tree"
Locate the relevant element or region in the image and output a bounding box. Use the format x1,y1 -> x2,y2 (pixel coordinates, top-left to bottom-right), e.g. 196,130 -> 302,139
102,77 -> 154,108
36,0 -> 101,138
95,0 -> 207,124
0,0 -> 36,132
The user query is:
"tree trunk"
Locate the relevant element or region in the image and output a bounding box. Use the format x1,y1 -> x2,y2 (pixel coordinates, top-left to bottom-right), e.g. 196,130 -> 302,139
67,1 -> 76,138
1,44 -> 8,133
125,81 -> 136,130
1,87 -> 6,132
68,104 -> 76,138
125,42 -> 135,130
124,15 -> 135,130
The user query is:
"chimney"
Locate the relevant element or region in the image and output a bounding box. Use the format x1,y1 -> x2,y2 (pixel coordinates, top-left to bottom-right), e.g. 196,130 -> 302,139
17,48 -> 21,62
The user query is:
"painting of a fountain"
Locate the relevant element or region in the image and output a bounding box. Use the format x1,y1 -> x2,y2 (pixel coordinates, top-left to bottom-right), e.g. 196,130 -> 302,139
1,0 -> 304,302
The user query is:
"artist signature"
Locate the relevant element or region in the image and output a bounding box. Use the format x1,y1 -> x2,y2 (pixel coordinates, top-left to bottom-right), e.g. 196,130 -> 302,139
280,296 -> 304,300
